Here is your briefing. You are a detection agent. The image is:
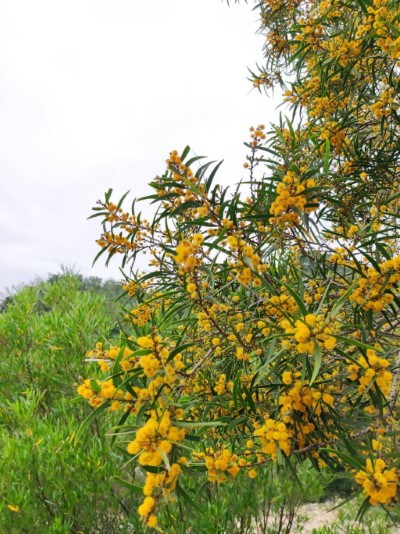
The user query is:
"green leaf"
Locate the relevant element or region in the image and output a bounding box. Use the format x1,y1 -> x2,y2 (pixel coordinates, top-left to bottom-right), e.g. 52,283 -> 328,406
282,453 -> 304,494
279,280 -> 308,316
176,482 -> 202,512
105,188 -> 113,203
167,343 -> 196,362
333,335 -> 382,352
331,284 -> 354,317
180,145 -> 191,161
198,265 -> 215,289
75,400 -> 111,442
233,370 -> 242,410
242,256 -> 255,270
323,139 -> 330,175
141,465 -> 164,474
185,434 -> 201,442
309,340 -> 322,386
323,448 -> 365,471
356,496 -> 371,522
116,190 -> 130,211
185,155 -> 205,168
112,346 -> 126,388
241,383 -> 257,413
174,420 -> 227,428
205,160 -> 224,192
90,379 -> 101,393
91,245 -> 109,267
159,449 -> 171,471
110,408 -> 132,446
113,475 -> 143,495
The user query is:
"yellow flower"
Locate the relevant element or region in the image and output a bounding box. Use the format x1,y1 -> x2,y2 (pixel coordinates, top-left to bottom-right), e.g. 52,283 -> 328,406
147,515 -> 157,527
254,418 -> 291,460
282,371 -> 293,385
355,459 -> 398,505
7,504 -> 19,513
138,496 -> 156,517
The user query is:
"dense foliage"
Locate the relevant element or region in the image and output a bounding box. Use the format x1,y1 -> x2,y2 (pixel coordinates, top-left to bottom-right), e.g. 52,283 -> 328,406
0,273 -> 141,533
78,0 -> 400,530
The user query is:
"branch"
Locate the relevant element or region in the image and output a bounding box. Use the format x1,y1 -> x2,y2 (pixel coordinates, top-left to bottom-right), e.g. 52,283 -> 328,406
389,350 -> 400,411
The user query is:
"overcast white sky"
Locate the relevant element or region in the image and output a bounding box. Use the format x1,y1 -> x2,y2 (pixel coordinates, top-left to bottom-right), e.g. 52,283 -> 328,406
0,0 -> 280,296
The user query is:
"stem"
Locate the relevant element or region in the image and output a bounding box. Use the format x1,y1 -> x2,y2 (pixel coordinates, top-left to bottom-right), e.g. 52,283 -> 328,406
388,350 -> 400,412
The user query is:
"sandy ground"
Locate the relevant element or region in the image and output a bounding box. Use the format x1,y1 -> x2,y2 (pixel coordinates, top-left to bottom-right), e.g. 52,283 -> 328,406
298,501 -> 339,532
297,500 -> 400,533
254,500 -> 400,533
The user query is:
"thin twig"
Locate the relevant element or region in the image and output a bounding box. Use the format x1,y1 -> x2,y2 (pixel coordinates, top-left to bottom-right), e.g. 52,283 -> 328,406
389,350 -> 400,411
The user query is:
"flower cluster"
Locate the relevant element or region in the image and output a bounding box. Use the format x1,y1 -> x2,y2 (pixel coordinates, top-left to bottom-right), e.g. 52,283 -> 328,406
202,448 -> 240,482
355,459 -> 398,505
349,255 -> 400,312
175,234 -> 204,273
254,418 -> 291,460
269,172 -> 317,227
279,378 -> 335,416
127,410 -> 185,467
125,304 -> 152,326
348,350 -> 392,396
76,378 -> 124,411
281,313 -> 337,354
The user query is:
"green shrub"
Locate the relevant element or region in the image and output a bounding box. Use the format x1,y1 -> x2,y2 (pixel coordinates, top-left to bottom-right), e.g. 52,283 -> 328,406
0,273 -> 141,533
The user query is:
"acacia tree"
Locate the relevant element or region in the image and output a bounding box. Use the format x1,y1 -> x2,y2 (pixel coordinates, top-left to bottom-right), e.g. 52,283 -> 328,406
77,0 -> 400,529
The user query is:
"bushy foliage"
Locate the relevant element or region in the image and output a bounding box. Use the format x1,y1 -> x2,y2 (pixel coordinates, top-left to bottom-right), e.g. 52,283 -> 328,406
0,274 -> 141,533
78,0 -> 400,531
